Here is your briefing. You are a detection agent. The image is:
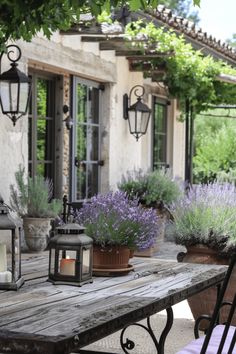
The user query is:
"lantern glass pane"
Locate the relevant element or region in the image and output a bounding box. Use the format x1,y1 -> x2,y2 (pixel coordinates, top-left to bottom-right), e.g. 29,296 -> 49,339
140,112 -> 150,133
58,250 -> 77,276
13,228 -> 21,280
128,111 -> 136,133
49,248 -> 55,274
9,82 -> 18,112
82,248 -> 90,275
19,82 -> 29,112
0,82 -> 10,112
0,239 -> 12,283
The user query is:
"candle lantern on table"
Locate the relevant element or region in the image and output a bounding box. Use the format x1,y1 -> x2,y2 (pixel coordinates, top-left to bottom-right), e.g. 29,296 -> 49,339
48,223 -> 93,286
0,198 -> 24,290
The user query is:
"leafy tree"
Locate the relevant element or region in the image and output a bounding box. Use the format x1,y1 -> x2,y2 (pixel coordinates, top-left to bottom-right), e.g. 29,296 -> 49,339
193,112 -> 236,183
0,0 -> 200,50
159,0 -> 199,23
226,33 -> 236,48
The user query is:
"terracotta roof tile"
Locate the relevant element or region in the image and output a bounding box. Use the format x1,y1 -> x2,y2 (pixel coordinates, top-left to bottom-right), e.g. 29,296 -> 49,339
148,5 -> 236,62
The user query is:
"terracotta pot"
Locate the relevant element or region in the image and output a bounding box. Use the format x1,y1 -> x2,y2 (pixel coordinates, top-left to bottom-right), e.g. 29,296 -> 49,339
180,245 -> 236,330
93,245 -> 130,269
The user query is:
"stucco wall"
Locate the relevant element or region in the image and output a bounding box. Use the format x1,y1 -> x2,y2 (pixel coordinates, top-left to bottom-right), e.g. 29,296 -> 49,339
0,32 -> 185,206
0,55 -> 28,205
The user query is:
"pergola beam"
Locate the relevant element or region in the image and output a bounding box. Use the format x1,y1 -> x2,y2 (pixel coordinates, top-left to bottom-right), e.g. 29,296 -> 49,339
217,73 -> 236,85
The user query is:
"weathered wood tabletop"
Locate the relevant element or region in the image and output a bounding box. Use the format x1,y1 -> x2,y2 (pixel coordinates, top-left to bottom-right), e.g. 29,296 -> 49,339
0,253 -> 227,354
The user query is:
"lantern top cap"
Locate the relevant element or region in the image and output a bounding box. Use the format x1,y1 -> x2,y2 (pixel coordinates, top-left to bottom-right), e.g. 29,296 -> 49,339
56,223 -> 85,234
48,233 -> 93,247
129,99 -> 151,113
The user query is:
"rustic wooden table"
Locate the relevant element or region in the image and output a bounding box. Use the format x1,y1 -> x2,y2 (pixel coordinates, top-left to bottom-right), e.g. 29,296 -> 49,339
0,253 -> 227,354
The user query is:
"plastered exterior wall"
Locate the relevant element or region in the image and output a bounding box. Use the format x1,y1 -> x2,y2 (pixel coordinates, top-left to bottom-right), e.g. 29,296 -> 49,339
0,32 -> 186,207
0,54 -> 28,205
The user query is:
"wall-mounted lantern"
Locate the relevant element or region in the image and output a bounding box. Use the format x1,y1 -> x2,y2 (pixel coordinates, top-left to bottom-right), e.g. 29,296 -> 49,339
0,198 -> 24,290
123,85 -> 151,141
0,45 -> 31,126
48,223 -> 93,286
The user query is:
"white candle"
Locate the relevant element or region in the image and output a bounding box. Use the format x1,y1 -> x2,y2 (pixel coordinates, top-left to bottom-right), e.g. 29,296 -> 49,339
0,271 -> 12,283
60,258 -> 76,276
0,244 -> 7,272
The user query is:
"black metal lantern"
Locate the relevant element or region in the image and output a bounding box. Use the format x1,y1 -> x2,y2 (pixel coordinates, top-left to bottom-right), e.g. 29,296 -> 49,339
0,45 -> 31,126
0,198 -> 24,290
123,85 -> 151,141
48,223 -> 93,286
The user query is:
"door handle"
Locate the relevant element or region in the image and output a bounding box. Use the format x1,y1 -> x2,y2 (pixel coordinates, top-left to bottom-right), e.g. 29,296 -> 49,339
97,160 -> 104,166
74,157 -> 79,167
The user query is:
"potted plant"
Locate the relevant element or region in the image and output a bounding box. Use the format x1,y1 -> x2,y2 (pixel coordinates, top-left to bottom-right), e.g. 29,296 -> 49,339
10,166 -> 61,252
168,182 -> 236,328
75,191 -> 159,272
118,169 -> 183,256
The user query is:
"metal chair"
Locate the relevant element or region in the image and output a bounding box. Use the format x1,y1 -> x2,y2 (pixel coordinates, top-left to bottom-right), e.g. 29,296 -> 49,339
176,254 -> 236,354
62,195 -> 83,223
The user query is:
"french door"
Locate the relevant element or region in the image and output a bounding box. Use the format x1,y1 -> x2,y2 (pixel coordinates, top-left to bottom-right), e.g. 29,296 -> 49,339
28,73 -> 55,181
71,77 -> 102,202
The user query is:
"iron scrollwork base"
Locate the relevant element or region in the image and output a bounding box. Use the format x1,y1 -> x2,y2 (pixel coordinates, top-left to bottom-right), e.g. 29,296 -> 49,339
120,307 -> 173,354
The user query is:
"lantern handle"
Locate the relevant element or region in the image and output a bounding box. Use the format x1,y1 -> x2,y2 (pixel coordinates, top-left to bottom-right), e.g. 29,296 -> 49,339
0,197 -> 13,214
0,44 -> 21,75
129,85 -> 145,102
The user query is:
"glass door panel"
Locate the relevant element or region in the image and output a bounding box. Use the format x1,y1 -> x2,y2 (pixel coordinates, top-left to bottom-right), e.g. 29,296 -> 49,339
72,78 -> 101,202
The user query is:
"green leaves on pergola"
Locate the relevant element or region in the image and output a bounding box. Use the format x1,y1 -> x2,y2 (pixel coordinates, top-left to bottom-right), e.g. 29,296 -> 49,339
0,0 -> 200,50
124,21 -> 236,114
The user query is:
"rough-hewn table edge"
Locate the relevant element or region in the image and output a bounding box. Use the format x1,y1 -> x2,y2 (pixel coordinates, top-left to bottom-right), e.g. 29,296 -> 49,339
0,266 -> 227,354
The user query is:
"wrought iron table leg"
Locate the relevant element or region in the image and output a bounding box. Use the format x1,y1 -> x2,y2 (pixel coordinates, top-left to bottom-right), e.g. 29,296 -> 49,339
120,307 -> 174,354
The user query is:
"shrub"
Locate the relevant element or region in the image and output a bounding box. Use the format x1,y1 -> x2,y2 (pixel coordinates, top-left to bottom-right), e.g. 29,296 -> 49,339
118,169 -> 183,207
10,166 -> 61,218
169,182 -> 236,255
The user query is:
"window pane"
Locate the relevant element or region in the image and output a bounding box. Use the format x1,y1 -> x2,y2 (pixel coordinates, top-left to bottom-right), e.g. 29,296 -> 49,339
37,79 -> 47,117
28,118 -> 32,160
87,126 -> 99,161
90,88 -> 99,124
77,124 -> 86,161
153,99 -> 167,169
37,119 -> 46,161
77,166 -> 86,200
36,163 -> 45,177
87,164 -> 98,198
77,84 -> 87,123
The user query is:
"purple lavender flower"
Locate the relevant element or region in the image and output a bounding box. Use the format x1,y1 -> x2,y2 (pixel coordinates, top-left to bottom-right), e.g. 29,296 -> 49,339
74,191 -> 159,251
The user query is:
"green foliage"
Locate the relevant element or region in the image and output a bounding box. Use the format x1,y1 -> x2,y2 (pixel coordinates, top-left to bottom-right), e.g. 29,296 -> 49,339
10,166 -> 61,218
226,33 -> 236,48
0,0 -> 195,50
193,112 -> 236,183
118,169 -> 183,207
124,21 -> 236,114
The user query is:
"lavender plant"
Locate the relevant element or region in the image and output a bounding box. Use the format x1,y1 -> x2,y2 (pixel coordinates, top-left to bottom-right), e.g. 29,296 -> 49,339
75,191 -> 159,251
169,182 -> 236,255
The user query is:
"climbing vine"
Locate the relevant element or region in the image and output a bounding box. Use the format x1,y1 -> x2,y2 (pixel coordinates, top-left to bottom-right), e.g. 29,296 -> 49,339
124,21 -> 236,114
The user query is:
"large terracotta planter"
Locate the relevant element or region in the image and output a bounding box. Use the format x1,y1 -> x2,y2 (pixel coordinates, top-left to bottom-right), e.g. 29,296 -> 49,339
93,245 -> 130,269
180,245 -> 236,330
23,217 -> 52,252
